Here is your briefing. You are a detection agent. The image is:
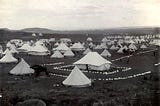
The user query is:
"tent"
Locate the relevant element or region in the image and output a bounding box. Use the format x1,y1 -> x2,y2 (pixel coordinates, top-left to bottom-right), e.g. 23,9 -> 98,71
32,33 -> 36,36
0,52 -> 18,63
62,66 -> 91,87
153,39 -> 160,46
53,43 -> 70,53
100,43 -> 108,49
54,42 -> 59,46
70,42 -> 85,51
94,45 -> 102,50
140,44 -> 147,49
87,37 -> 93,42
10,48 -> 19,54
128,43 -> 137,50
64,50 -> 75,57
28,44 -> 50,55
18,43 -> 33,52
83,48 -> 91,55
0,45 -> 3,55
117,47 -> 124,53
101,37 -> 108,43
110,45 -> 118,50
2,48 -> 11,55
74,52 -> 111,71
51,50 -> 64,58
101,49 -> 111,57
10,58 -> 34,75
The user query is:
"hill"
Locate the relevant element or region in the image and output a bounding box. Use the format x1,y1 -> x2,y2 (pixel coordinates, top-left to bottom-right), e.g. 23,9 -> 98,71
21,27 -> 160,35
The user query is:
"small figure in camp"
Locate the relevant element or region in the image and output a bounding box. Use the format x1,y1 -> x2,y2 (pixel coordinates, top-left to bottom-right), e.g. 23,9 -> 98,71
127,58 -> 130,64
153,51 -> 156,56
30,65 -> 49,77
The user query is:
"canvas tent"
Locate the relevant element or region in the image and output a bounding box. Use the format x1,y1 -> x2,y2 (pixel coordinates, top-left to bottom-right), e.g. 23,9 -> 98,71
64,50 -> 75,57
51,50 -> 64,58
28,44 -> 50,55
94,45 -> 102,50
18,43 -> 33,52
62,66 -> 91,87
87,37 -> 93,42
10,58 -> 34,75
70,42 -> 85,51
102,37 -> 108,43
140,44 -> 147,49
0,52 -> 18,63
0,45 -> 3,55
53,43 -> 70,53
74,52 -> 112,71
153,39 -> 160,46
101,49 -> 111,57
128,43 -> 137,50
10,48 -> 19,54
2,48 -> 11,55
83,48 -> 91,55
110,45 -> 118,50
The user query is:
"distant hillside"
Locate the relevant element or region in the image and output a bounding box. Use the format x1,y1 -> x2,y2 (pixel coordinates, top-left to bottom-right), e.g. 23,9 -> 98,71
21,27 -> 56,34
21,27 -> 160,35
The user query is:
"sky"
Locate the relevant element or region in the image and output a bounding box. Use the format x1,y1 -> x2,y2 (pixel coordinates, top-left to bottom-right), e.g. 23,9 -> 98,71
0,0 -> 160,30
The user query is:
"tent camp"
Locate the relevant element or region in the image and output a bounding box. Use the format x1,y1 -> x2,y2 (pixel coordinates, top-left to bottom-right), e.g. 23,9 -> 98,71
51,50 -> 64,58
64,50 -> 75,57
10,58 -> 34,75
62,66 -> 91,87
101,49 -> 111,57
74,52 -> 112,71
0,52 -> 18,63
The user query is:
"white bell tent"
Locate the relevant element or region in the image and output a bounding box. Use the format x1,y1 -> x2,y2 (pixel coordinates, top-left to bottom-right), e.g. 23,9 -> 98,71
74,52 -> 112,71
62,66 -> 91,87
0,52 -> 18,63
101,49 -> 111,57
51,50 -> 64,58
10,58 -> 34,75
64,50 -> 75,57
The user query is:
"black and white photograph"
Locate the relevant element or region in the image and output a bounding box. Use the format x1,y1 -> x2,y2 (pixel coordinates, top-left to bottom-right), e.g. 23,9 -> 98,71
0,0 -> 160,106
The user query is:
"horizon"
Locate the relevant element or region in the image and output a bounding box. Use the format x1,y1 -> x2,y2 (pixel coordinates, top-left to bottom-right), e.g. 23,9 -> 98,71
0,0 -> 160,30
1,25 -> 160,31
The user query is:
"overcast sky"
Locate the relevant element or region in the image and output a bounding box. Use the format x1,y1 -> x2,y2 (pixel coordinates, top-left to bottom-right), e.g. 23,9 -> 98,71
0,0 -> 159,30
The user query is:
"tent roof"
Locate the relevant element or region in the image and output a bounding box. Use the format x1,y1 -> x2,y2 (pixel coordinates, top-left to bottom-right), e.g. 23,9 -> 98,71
64,50 -> 75,57
74,52 -> 111,66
